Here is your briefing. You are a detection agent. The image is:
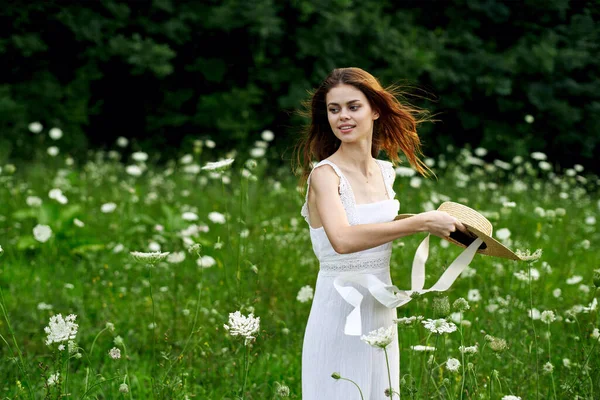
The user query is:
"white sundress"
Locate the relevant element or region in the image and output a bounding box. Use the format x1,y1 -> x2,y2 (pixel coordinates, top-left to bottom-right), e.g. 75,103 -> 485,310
300,158 -> 401,400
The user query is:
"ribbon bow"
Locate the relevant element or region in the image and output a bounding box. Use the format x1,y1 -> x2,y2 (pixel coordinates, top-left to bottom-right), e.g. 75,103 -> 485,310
333,234 -> 483,336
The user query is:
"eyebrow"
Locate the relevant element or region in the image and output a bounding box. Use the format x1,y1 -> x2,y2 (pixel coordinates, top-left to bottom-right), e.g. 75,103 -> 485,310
327,99 -> 361,107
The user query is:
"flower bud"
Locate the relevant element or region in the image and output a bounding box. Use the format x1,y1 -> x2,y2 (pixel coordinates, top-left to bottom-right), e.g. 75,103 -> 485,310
433,296 -> 450,318
593,269 -> 600,288
452,297 -> 470,312
4,164 -> 16,174
331,372 -> 341,380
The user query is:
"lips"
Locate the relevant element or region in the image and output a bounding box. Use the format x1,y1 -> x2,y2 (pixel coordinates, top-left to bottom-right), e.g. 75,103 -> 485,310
338,125 -> 355,133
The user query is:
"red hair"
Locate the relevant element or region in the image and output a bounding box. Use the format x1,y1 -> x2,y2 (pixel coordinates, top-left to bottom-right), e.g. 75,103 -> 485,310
293,67 -> 436,187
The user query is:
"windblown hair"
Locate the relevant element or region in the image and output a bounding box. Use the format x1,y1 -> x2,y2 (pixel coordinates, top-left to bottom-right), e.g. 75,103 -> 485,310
293,67 -> 436,188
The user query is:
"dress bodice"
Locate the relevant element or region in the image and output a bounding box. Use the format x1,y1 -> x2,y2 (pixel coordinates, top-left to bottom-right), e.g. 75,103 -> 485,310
300,159 -> 400,264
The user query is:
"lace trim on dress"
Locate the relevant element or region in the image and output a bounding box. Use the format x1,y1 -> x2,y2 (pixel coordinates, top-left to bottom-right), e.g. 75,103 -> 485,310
319,250 -> 391,275
300,160 -> 358,226
376,159 -> 396,199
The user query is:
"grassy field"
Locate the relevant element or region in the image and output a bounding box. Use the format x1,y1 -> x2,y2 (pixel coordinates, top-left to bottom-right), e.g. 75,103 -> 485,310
0,137 -> 599,399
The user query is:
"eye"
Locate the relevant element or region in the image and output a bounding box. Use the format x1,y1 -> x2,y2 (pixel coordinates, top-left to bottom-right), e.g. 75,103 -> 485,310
328,108 -> 339,113
350,105 -> 360,111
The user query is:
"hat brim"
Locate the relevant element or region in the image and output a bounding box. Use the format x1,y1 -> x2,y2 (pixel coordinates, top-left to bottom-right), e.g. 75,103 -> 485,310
394,214 -> 521,260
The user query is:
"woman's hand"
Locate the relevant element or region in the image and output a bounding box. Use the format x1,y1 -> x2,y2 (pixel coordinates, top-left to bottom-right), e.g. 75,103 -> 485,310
418,210 -> 469,239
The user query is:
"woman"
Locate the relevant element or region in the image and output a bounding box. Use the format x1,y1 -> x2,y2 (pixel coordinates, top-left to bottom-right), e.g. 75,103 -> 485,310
295,67 -> 467,399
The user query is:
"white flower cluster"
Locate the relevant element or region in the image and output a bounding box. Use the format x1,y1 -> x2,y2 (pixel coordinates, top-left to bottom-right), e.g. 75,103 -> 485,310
360,325 -> 395,349
130,251 -> 170,265
202,158 -> 235,171
422,318 -> 457,334
394,315 -> 424,326
33,224 -> 53,243
459,344 -> 479,354
296,285 -> 314,303
223,311 -> 260,345
44,314 -> 78,346
411,345 -> 436,352
446,357 -> 461,372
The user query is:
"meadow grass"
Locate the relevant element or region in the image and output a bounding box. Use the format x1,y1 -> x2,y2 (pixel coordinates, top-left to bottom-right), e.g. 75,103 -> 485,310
0,141 -> 599,399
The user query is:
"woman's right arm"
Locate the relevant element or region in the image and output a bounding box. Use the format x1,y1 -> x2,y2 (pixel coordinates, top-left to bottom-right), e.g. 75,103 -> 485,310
309,165 -> 467,254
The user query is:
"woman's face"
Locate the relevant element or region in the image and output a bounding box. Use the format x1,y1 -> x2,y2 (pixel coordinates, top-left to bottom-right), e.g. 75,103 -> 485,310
325,83 -> 379,144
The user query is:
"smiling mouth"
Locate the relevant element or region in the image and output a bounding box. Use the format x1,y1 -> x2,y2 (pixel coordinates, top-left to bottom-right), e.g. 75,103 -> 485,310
338,125 -> 355,132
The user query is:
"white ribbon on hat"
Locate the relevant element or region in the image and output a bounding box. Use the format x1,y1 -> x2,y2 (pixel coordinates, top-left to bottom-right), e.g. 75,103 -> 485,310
333,234 -> 484,336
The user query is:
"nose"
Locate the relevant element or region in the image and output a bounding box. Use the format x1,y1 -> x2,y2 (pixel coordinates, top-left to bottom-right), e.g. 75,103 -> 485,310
339,108 -> 350,120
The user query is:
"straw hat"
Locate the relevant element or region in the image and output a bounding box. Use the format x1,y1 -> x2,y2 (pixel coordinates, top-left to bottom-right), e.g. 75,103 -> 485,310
395,201 -> 524,260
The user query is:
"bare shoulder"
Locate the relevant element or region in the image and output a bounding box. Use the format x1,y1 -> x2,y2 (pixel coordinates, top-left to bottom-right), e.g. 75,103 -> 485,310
309,163 -> 340,195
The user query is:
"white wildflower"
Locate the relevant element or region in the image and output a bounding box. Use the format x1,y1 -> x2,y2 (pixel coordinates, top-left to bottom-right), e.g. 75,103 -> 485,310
202,158 -> 235,171
48,188 -> 68,204
180,154 -> 194,164
501,396 -> 521,400
459,344 -> 478,354
183,164 -> 201,174
275,381 -> 290,397
409,177 -> 422,188
130,251 -> 170,265
197,255 -> 216,268
422,318 -> 457,334
108,347 -> 121,359
26,196 -> 42,207
543,361 -> 554,374
529,308 -> 541,320
360,325 -> 395,349
119,383 -> 129,393
524,115 -> 534,123
540,310 -> 556,324
101,202 -> 117,213
208,211 -> 226,224
167,252 -> 186,263
467,289 -> 481,302
495,228 -> 511,241
131,151 -> 148,162
531,152 -> 547,161
49,128 -> 63,140
47,372 -> 60,386
446,357 -> 461,372
47,146 -> 59,157
410,345 -> 436,352
126,165 -> 143,176
223,311 -> 260,345
566,275 -> 583,285
116,137 -> 129,147
33,224 -> 53,243
296,285 -> 314,303
250,147 -> 266,158
395,166 -> 416,177
29,121 -> 43,133
261,130 -> 275,141
182,212 -> 199,221
44,314 -> 78,346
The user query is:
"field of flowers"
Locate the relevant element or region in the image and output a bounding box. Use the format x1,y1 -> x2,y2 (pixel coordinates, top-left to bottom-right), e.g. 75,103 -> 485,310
1,127 -> 599,399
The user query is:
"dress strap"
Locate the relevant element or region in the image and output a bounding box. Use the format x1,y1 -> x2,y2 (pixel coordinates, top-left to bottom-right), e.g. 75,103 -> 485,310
375,159 -> 396,200
300,159 -> 359,226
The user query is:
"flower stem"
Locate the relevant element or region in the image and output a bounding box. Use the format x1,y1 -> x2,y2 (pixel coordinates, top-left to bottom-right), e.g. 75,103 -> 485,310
384,347 -> 394,398
338,377 -> 365,400
241,344 -> 251,399
0,287 -> 34,398
148,265 -> 156,398
547,324 -> 557,399
528,264 -> 540,399
161,263 -> 205,383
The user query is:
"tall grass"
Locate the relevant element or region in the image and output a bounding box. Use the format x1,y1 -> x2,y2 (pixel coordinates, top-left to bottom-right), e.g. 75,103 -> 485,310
0,141 -> 598,398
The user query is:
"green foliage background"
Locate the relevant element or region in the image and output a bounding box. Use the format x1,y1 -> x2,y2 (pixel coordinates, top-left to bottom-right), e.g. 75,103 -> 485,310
1,0 -> 599,170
